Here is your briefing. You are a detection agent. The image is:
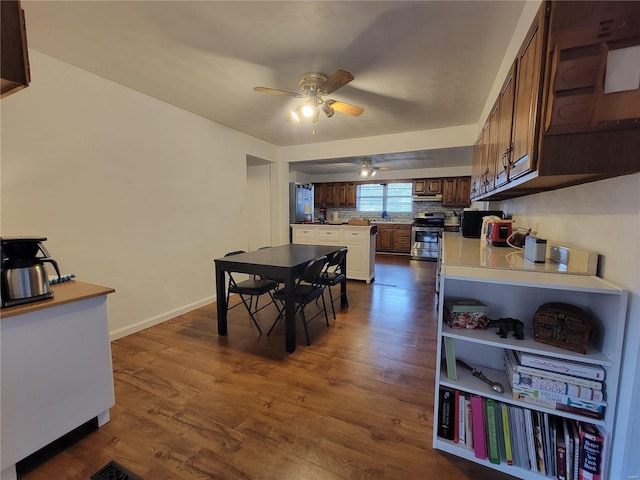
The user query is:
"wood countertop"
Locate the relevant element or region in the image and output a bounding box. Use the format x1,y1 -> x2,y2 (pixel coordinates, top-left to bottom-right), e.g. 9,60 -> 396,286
1,281 -> 115,319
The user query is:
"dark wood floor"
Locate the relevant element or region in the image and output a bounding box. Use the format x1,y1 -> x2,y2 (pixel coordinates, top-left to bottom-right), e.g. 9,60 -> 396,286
21,255 -> 518,480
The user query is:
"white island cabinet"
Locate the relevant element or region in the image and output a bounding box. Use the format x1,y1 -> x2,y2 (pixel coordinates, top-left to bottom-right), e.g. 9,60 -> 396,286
1,281 -> 115,480
434,233 -> 628,480
291,224 -> 377,283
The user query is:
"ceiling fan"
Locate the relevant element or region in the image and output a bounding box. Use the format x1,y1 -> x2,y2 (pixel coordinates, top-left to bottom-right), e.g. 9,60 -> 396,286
358,158 -> 390,177
253,69 -> 364,134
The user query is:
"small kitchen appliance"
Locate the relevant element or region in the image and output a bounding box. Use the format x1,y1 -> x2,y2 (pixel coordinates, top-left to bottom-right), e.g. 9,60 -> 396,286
1,237 -> 61,308
461,210 -> 504,238
485,219 -> 513,246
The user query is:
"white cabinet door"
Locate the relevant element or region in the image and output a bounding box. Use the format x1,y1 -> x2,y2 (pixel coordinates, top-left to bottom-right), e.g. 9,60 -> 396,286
292,227 -> 317,244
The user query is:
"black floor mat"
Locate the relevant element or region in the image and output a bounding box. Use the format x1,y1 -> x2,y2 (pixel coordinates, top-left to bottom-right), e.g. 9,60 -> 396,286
91,461 -> 144,480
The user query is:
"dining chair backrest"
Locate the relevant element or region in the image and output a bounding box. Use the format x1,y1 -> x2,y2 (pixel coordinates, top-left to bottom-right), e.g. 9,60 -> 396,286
300,256 -> 329,286
327,247 -> 347,271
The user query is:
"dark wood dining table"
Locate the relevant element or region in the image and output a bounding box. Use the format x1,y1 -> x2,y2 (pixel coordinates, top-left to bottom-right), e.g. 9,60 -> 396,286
214,243 -> 348,353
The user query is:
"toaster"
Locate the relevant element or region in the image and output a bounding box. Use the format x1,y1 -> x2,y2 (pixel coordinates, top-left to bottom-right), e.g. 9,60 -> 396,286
486,220 -> 513,246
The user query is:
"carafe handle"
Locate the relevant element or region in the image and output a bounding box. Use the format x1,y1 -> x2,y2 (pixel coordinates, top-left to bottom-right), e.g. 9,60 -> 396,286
41,258 -> 61,280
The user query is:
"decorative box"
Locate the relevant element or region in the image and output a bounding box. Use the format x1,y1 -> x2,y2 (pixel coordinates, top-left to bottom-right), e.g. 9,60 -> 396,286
533,302 -> 592,354
444,298 -> 489,329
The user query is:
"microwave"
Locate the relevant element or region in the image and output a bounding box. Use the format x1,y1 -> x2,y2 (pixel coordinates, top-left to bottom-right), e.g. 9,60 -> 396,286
460,210 -> 504,238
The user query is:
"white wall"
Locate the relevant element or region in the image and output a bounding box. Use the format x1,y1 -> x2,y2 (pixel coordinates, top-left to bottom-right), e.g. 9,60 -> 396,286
0,51 -> 278,339
499,174 -> 640,478
246,163 -> 273,250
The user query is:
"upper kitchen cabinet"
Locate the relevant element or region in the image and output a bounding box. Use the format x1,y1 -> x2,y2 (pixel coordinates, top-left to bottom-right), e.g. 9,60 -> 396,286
413,178 -> 442,195
442,177 -> 471,207
1,0 -> 30,99
471,1 -> 640,201
314,182 -> 356,208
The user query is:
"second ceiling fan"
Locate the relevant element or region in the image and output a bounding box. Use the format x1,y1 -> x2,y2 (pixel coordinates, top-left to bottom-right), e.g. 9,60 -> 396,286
253,69 -> 364,133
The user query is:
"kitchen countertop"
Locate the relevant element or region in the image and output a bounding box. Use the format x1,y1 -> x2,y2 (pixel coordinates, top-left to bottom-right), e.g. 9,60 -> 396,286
441,232 -> 596,275
1,280 -> 115,319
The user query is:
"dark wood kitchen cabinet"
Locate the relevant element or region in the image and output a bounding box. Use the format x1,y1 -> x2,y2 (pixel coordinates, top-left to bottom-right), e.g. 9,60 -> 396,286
393,224 -> 411,253
442,177 -> 471,207
314,183 -> 325,205
413,178 -> 442,195
315,182 -> 356,207
375,224 -> 394,252
1,0 -> 30,99
471,1 -> 640,201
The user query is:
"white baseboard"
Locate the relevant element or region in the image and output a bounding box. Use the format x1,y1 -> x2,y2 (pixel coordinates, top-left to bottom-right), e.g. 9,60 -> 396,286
109,295 -> 216,341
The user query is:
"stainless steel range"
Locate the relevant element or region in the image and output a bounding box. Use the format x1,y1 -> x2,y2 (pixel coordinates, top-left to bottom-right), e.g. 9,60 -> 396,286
410,212 -> 445,261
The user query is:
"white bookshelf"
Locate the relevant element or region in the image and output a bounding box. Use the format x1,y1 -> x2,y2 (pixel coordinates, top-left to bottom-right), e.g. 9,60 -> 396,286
433,254 -> 628,479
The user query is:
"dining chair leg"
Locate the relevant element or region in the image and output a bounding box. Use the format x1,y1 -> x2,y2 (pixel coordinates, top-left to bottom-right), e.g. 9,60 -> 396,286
320,292 -> 329,326
300,307 -> 311,346
238,293 -> 263,335
326,285 -> 336,319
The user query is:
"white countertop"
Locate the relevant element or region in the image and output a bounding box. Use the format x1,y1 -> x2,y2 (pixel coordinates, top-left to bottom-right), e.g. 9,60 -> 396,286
441,232 -> 594,275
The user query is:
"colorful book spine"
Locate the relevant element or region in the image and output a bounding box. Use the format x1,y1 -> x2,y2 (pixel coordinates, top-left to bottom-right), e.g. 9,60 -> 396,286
438,387 -> 455,440
504,350 -> 603,400
506,350 -> 603,390
471,396 -> 487,460
500,403 -> 513,466
557,418 -> 567,480
443,336 -> 457,380
464,395 -> 474,449
511,384 -> 606,417
533,411 -> 546,474
570,420 -> 580,480
578,423 -> 604,480
484,398 -> 500,464
514,350 -> 605,381
457,391 -> 466,445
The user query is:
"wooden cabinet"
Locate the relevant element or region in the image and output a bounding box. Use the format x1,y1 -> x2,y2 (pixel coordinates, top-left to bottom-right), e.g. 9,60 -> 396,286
442,177 -> 471,207
471,1 -> 640,201
375,223 -> 412,253
1,0 -> 30,99
314,182 -> 356,207
393,224 -> 411,253
375,224 -> 394,252
434,240 -> 629,479
413,178 -> 442,195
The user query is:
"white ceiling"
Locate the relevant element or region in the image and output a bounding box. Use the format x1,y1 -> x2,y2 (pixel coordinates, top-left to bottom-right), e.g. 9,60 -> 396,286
21,0 -> 527,173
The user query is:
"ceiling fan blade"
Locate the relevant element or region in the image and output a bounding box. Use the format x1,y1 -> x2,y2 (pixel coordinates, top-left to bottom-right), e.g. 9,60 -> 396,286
326,100 -> 364,117
319,69 -> 354,94
253,86 -> 302,97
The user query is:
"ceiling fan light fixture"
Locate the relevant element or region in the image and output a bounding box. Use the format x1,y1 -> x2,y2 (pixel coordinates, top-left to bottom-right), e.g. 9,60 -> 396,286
301,104 -> 315,118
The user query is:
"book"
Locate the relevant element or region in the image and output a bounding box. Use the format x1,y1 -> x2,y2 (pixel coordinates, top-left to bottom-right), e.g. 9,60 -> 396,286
443,336 -> 457,380
569,419 -> 581,480
457,391 -> 466,445
578,422 -> 605,480
470,396 -> 487,460
545,414 -> 556,478
437,387 -> 455,440
523,408 -> 538,472
495,402 -> 506,464
505,350 -> 603,390
509,405 -> 525,469
464,395 -> 474,449
484,398 -> 500,464
533,411 -> 547,475
453,390 -> 460,443
500,403 -> 513,466
504,350 -> 604,401
514,350 -> 605,381
563,418 -> 573,480
511,384 -> 606,419
557,418 -> 567,480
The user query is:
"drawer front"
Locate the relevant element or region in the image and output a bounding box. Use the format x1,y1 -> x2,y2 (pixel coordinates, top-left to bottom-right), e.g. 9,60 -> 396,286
342,229 -> 369,242
317,229 -> 341,242
292,228 -> 317,243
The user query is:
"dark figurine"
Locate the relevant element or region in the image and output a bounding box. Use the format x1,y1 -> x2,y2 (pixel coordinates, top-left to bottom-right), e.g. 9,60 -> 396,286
488,317 -> 525,340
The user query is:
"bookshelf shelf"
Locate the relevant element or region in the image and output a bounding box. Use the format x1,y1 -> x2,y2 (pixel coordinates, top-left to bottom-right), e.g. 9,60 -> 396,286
434,242 -> 628,479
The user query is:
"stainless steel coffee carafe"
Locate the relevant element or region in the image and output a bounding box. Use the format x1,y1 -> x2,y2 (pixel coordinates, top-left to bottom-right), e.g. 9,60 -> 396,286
1,237 -> 61,308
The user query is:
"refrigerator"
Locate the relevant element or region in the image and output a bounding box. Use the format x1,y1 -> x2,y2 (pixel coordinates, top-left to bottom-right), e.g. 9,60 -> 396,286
289,183 -> 314,223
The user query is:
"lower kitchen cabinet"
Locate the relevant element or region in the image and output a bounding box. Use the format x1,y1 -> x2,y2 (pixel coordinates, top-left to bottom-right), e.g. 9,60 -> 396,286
291,224 -> 376,283
435,235 -> 629,479
375,223 -> 411,253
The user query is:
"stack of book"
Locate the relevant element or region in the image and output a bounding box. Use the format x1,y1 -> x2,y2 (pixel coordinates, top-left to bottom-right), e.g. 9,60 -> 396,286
504,349 -> 606,420
437,387 -> 606,479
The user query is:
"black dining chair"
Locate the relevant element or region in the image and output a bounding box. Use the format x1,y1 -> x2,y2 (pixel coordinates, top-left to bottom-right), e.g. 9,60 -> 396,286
267,256 -> 330,346
319,247 -> 349,319
224,250 -> 281,334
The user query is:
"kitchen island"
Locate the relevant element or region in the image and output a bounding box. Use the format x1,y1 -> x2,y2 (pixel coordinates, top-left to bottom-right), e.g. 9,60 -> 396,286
290,223 -> 377,283
1,281 -> 115,480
